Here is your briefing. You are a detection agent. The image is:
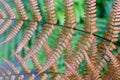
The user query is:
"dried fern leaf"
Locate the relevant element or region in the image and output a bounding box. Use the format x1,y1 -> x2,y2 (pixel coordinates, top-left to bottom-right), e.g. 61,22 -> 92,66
38,0 -> 76,74
84,0 -> 98,33
14,54 -> 31,73
28,0 -> 42,21
24,46 -> 42,72
0,20 -> 23,45
104,0 -> 120,50
44,0 -> 57,23
23,24 -> 54,61
0,0 -> 16,19
13,22 -> 38,55
83,50 -> 101,80
0,65 -> 15,80
104,44 -> 120,79
18,0 -> 56,60
2,58 -> 24,80
14,0 -> 28,20
0,19 -> 12,35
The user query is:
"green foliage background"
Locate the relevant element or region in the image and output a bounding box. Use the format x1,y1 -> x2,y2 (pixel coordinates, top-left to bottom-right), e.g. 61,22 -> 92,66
0,0 -> 119,73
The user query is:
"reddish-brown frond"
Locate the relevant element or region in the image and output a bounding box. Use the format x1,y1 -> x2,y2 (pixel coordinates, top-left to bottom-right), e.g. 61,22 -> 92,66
13,22 -> 38,55
0,20 -> 23,45
2,58 -> 24,79
104,0 -> 120,50
104,44 -> 120,79
14,0 -> 28,20
38,0 -> 76,74
83,50 -> 102,80
28,0 -> 42,21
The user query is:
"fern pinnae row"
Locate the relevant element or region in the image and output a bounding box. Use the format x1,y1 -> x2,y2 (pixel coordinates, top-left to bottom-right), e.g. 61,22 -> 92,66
14,0 -> 28,20
83,50 -> 102,80
0,65 -> 15,80
0,20 -> 23,45
38,0 -> 76,75
13,22 -> 38,56
0,0 -> 16,19
104,44 -> 120,79
28,0 -> 42,21
0,19 -> 12,35
2,58 -> 24,80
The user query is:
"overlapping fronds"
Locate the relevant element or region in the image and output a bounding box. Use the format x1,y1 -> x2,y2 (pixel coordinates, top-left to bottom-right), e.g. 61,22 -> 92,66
0,0 -> 120,80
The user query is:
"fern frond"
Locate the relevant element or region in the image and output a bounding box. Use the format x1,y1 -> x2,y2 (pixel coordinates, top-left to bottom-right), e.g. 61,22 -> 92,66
22,24 -> 54,61
38,0 -> 76,74
0,0 -> 16,19
44,0 -> 57,23
13,22 -> 38,55
20,0 -> 57,60
28,0 -> 42,21
0,65 -> 15,80
0,19 -> 12,35
84,0 -> 98,33
14,0 -> 28,20
24,46 -> 42,72
83,50 -> 101,80
104,0 -> 120,50
104,43 -> 120,79
2,58 -> 24,80
0,20 -> 23,45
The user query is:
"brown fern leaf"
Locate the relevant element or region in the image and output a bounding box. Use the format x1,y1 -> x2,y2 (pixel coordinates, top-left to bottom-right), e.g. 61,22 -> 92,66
0,20 -> 23,45
24,46 -> 49,80
12,22 -> 38,56
83,50 -> 102,80
44,0 -> 57,23
0,65 -> 15,80
14,54 -> 31,73
0,0 -> 16,35
104,0 -> 120,50
0,0 -> 16,19
71,0 -> 97,68
84,0 -> 98,33
14,53 -> 36,80
104,43 -> 120,79
0,20 -> 12,35
24,46 -> 42,72
14,0 -> 28,20
22,24 -> 54,61
2,58 -> 24,80
28,0 -> 42,21
62,62 -> 84,80
19,0 -> 57,60
37,0 -> 76,74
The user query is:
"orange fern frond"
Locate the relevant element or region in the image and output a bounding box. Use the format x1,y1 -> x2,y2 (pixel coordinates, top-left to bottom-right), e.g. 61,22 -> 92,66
13,22 -> 38,55
44,0 -> 57,23
83,50 -> 101,80
0,0 -> 16,19
104,0 -> 120,50
104,43 -> 120,79
14,0 -> 28,20
38,0 -> 76,74
0,20 -> 12,35
0,20 -> 23,45
0,65 -> 15,80
2,58 -> 24,80
84,0 -> 98,33
28,0 -> 42,21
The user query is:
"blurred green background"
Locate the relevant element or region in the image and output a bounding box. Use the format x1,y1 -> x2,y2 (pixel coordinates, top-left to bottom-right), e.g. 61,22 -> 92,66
0,0 -> 120,73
